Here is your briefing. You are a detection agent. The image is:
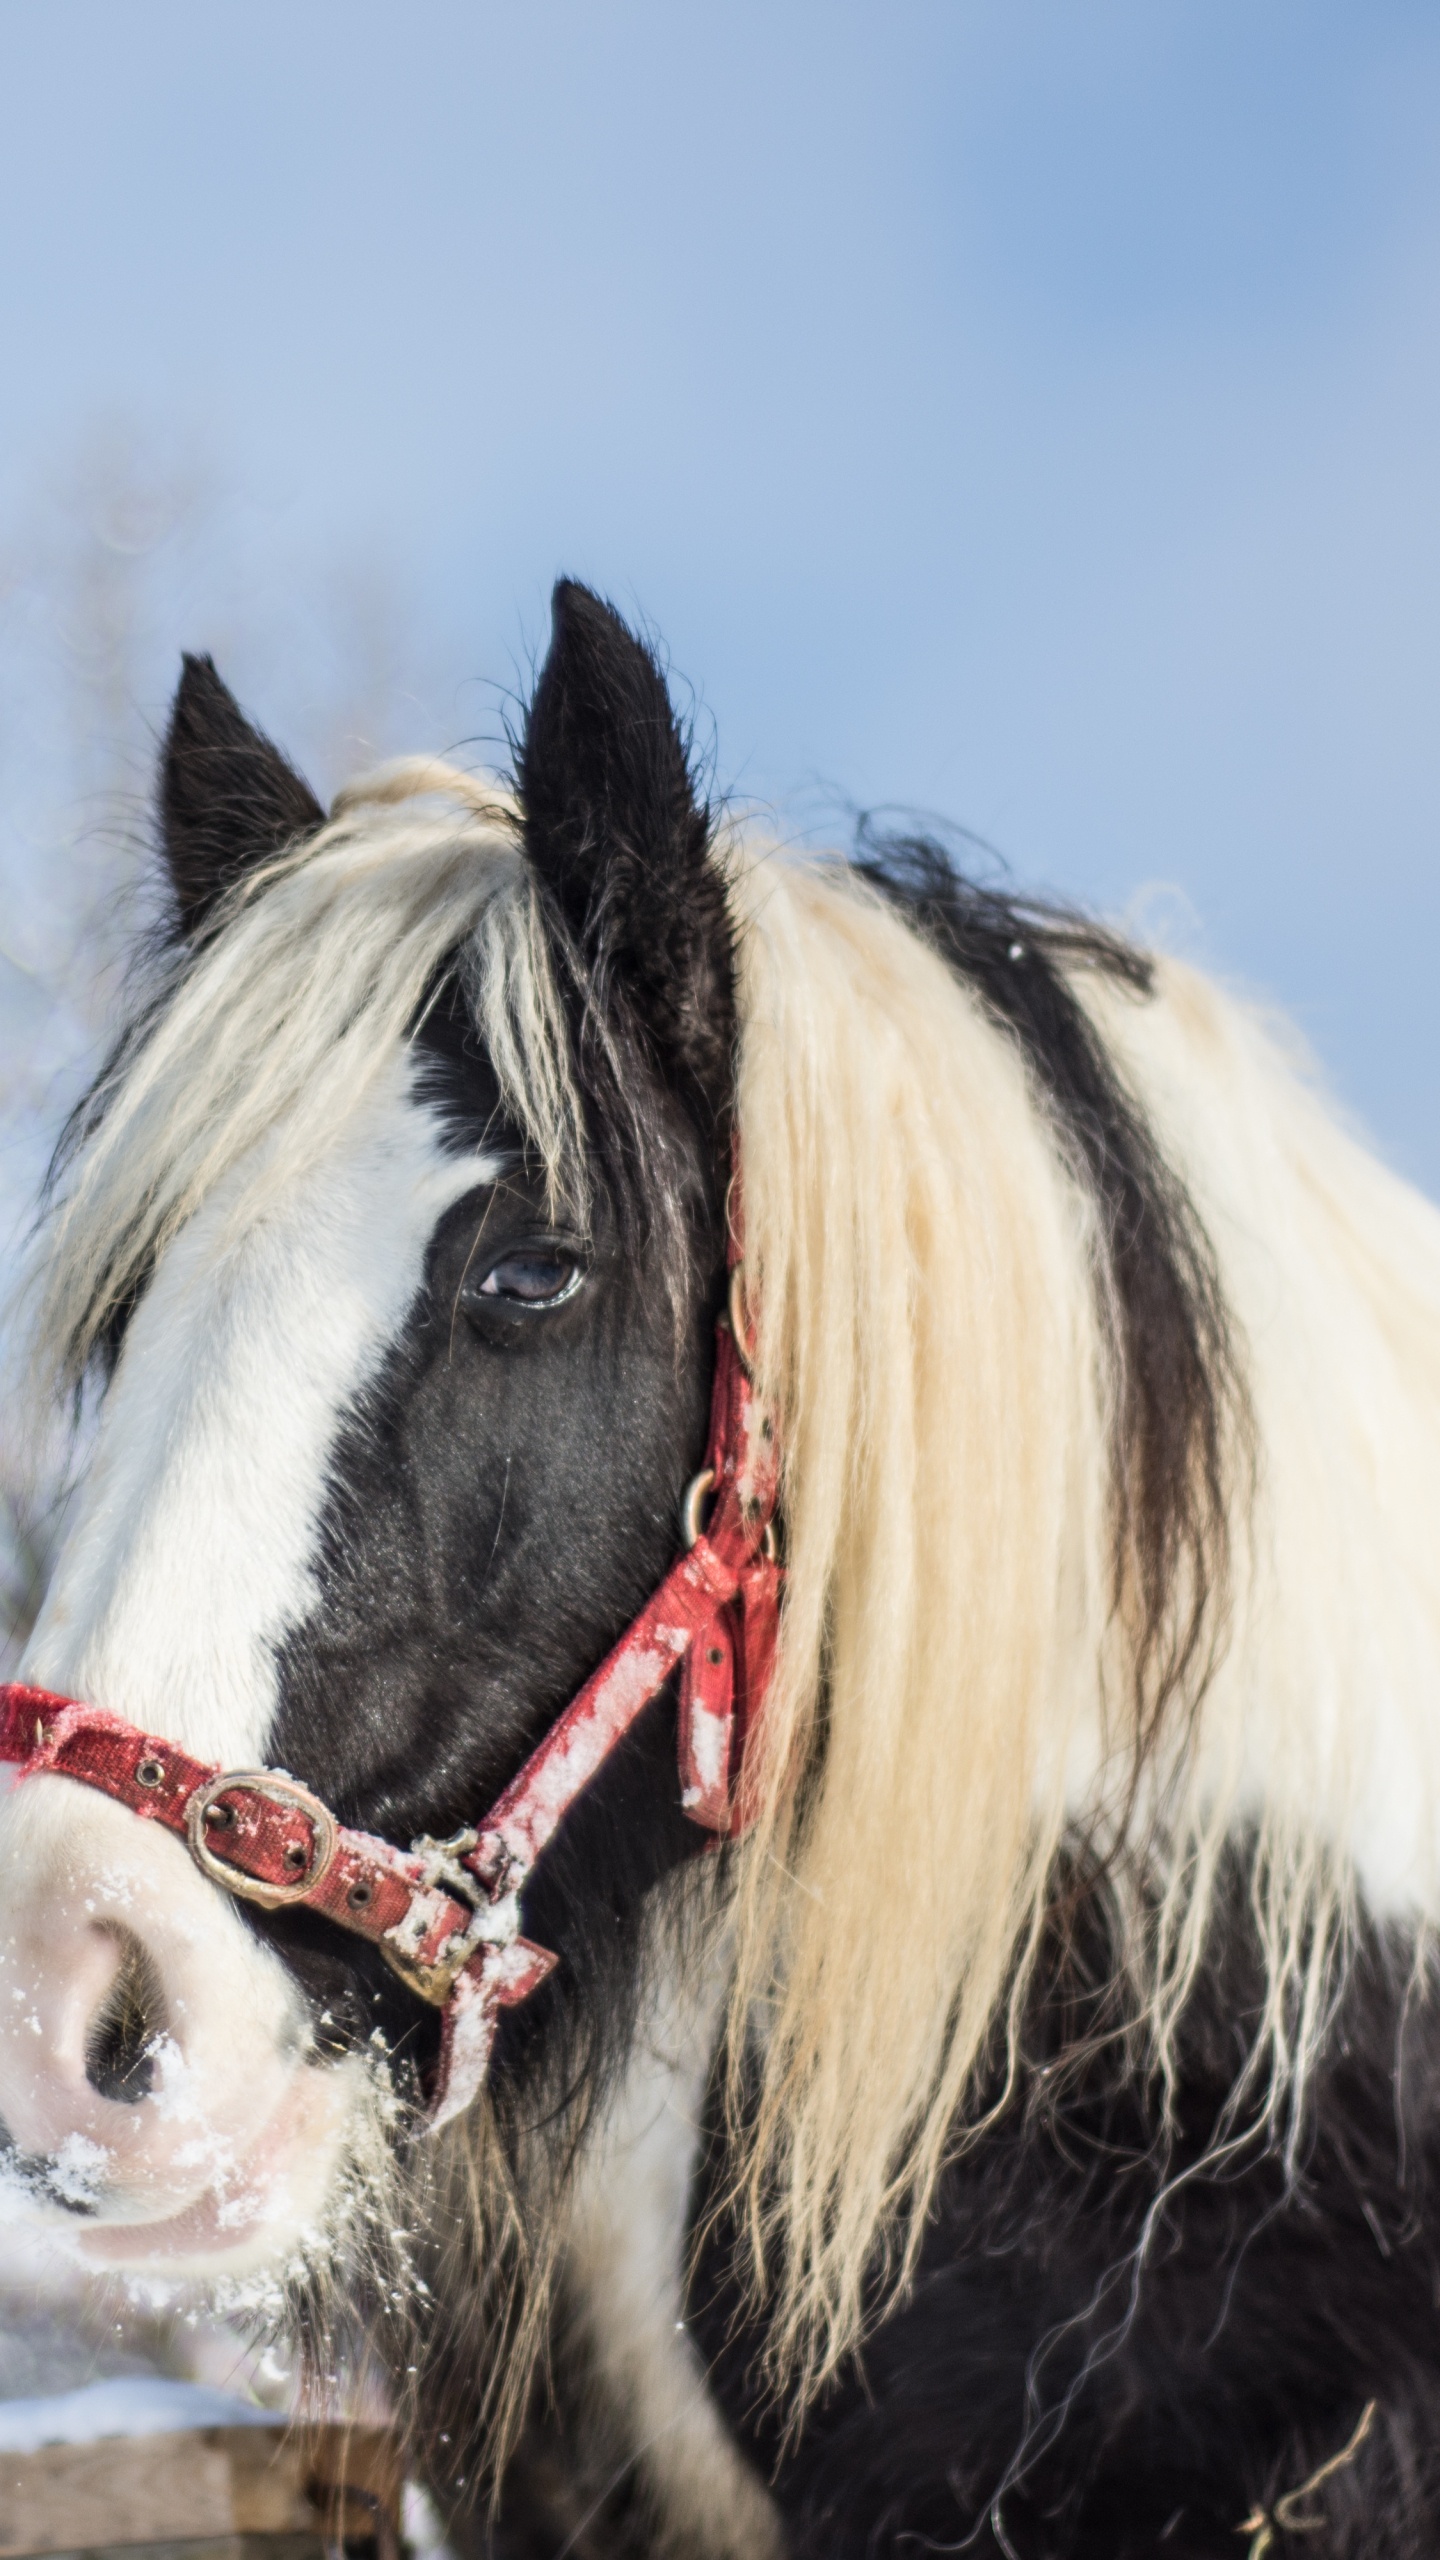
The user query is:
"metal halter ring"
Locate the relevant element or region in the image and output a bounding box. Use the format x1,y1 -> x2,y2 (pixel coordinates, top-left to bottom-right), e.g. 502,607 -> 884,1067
185,1769 -> 339,1910
682,1464 -> 779,1563
681,1467 -> 716,1550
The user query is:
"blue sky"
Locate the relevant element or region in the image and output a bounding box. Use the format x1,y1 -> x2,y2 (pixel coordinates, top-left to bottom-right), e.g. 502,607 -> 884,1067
2,2 -> 1439,1183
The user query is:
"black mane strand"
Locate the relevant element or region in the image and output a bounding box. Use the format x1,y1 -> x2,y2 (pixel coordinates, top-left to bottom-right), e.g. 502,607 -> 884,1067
856,828 -> 1244,1769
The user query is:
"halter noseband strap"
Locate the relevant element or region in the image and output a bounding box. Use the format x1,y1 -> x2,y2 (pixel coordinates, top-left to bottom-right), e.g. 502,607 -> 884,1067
0,1259 -> 781,2131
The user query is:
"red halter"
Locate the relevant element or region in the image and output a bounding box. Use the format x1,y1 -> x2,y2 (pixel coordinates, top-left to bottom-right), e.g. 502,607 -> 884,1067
0,1249 -> 781,2130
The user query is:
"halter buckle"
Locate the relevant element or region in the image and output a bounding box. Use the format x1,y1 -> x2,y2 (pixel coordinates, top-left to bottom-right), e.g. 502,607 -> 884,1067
185,1769 -> 339,1910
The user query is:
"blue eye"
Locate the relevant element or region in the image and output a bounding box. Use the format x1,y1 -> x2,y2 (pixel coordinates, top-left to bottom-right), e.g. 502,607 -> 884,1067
477,1254 -> 584,1308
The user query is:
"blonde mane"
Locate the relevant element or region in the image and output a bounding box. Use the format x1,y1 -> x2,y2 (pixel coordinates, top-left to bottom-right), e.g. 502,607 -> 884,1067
724,856 -> 1148,2389
32,761 -> 1440,2418
725,851 -> 1440,2395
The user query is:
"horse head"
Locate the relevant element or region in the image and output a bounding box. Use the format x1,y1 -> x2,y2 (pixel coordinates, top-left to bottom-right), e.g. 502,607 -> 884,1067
0,582 -> 739,2282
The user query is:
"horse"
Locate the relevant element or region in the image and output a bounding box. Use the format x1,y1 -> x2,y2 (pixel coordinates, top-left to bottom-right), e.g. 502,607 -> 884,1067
3,580 -> 1440,2559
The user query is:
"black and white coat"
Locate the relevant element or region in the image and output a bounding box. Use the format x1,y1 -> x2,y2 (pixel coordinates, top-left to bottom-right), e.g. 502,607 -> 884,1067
3,587 -> 1440,2560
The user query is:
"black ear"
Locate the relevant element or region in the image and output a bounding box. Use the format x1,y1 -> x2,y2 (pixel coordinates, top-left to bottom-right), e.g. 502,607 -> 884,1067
517,582 -> 734,1130
160,654 -> 325,935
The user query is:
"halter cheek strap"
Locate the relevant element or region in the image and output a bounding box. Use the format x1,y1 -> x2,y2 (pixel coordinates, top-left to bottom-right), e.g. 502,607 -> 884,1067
0,1271 -> 781,2131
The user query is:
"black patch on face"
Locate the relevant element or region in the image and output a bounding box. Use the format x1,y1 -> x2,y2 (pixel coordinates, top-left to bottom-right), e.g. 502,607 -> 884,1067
259,978 -> 725,2098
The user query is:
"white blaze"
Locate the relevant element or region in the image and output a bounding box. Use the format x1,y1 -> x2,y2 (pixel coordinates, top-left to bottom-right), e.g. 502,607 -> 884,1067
0,1056 -> 498,2271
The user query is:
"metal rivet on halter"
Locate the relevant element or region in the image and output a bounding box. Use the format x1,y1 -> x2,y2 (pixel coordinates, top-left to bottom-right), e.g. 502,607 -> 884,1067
135,1756 -> 166,1790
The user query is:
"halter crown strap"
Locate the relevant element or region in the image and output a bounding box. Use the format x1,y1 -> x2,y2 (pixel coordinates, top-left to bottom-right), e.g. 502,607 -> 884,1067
0,1256 -> 781,2130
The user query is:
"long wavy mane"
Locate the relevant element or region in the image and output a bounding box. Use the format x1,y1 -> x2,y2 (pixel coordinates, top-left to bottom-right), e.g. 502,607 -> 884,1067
725,846 -> 1440,2394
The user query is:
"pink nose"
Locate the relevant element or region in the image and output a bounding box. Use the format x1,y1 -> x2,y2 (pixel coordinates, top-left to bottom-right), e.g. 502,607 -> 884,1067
0,1909 -> 168,2205
0,1901 -> 184,2226
0,1776 -> 355,2263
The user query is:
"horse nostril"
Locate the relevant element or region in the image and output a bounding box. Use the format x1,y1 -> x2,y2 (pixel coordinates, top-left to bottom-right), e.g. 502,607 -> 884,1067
84,1931 -> 168,2106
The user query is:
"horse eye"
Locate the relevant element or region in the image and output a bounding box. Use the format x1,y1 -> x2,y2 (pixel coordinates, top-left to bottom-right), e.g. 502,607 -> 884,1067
476,1254 -> 583,1308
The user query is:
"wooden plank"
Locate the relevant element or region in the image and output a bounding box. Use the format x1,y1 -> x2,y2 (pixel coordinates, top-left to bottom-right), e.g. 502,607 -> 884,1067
1,2432 -> 242,2555
0,2424 -> 401,2560
30,2541 -> 318,2560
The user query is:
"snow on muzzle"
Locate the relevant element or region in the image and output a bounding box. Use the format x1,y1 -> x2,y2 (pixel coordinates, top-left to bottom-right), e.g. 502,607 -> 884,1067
0,1767 -> 357,2273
